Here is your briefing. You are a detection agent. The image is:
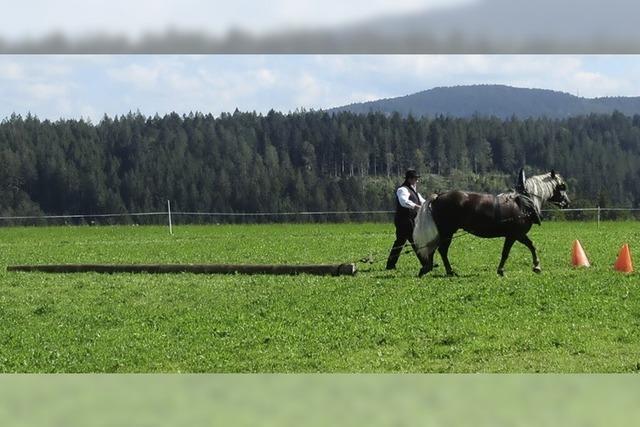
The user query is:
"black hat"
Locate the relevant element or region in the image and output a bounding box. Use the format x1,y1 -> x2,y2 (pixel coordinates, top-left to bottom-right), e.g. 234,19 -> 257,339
405,169 -> 420,179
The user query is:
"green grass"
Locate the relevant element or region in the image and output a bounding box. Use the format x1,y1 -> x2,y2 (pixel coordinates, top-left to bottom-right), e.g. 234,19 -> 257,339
0,221 -> 639,372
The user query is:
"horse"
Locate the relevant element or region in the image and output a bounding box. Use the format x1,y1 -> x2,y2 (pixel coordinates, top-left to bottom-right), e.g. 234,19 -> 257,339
413,170 -> 570,277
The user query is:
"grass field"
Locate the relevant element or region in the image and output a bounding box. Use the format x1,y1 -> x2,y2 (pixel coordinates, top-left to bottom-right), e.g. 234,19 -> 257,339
0,221 -> 639,373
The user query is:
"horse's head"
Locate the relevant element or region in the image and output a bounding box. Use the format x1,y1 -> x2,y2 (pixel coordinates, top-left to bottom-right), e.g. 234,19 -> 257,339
547,170 -> 570,209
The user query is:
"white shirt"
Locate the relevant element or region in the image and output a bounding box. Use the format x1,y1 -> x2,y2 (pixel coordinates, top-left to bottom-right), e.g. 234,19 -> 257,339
397,185 -> 426,209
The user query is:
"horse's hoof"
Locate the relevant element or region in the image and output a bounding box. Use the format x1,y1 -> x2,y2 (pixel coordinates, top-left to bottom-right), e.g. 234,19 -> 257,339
497,269 -> 504,276
419,264 -> 434,277
533,266 -> 542,274
446,271 -> 458,277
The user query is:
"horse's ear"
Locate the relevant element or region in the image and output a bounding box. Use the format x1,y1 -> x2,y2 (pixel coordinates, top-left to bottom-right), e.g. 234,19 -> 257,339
516,168 -> 526,192
550,169 -> 556,179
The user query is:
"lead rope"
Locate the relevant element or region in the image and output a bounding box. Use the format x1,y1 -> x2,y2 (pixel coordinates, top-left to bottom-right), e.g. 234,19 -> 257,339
354,229 -> 473,271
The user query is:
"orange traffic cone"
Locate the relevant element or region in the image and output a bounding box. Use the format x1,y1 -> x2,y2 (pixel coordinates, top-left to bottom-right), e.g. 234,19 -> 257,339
614,244 -> 634,273
571,240 -> 590,267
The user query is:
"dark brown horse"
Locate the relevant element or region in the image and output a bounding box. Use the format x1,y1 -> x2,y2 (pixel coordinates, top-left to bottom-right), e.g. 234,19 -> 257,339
413,170 -> 570,277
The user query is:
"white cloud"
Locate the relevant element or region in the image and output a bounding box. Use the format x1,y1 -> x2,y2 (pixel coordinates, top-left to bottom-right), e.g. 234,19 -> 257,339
571,71 -> 628,97
108,64 -> 161,90
25,82 -> 68,101
0,62 -> 24,80
55,97 -> 74,117
255,68 -> 277,86
344,91 -> 384,104
335,55 -> 584,82
294,73 -> 326,107
2,55 -> 640,121
313,55 -> 640,101
165,72 -> 202,94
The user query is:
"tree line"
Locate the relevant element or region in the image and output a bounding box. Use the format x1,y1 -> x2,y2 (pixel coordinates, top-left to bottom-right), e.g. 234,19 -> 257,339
1,110 -> 639,223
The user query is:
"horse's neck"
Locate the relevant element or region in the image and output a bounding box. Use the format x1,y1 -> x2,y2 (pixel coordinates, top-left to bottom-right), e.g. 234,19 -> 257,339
524,174 -> 554,213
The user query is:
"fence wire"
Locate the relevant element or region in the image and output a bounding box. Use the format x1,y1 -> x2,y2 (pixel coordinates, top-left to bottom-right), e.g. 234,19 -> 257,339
0,206 -> 640,227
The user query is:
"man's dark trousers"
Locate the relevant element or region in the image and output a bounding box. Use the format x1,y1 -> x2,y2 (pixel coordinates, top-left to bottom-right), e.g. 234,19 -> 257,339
386,216 -> 423,269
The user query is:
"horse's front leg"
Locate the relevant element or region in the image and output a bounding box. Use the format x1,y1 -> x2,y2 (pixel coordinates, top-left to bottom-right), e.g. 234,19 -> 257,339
497,237 -> 516,276
417,238 -> 440,277
418,251 -> 434,277
517,235 -> 541,273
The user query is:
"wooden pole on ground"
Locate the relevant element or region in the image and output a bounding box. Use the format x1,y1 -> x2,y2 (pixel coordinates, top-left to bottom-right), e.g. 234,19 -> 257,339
7,263 -> 357,276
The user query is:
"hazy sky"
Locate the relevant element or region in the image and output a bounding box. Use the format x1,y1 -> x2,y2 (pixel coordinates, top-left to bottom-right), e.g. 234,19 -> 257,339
2,0 -> 474,40
3,1 -> 639,54
1,55 -> 639,121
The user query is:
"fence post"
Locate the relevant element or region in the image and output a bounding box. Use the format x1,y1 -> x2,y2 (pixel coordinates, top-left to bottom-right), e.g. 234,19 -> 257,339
597,205 -> 600,228
167,200 -> 173,235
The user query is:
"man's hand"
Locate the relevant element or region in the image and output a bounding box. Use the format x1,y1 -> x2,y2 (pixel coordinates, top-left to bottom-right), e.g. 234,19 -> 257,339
413,204 -> 422,211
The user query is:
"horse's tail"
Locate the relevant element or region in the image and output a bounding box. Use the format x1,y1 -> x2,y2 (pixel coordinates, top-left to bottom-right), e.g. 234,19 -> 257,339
413,196 -> 439,260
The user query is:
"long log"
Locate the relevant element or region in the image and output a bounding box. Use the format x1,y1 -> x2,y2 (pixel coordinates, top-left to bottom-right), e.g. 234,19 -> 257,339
6,263 -> 357,276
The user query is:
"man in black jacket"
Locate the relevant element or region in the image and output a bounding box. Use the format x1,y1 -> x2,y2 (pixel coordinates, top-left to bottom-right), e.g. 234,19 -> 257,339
386,169 -> 428,270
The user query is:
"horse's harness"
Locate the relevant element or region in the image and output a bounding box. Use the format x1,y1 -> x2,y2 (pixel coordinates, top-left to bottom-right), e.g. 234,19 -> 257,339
517,192 -> 542,225
494,191 -> 542,225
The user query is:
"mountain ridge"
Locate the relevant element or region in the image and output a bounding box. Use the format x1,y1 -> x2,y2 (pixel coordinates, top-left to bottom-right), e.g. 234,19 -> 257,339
329,84 -> 640,119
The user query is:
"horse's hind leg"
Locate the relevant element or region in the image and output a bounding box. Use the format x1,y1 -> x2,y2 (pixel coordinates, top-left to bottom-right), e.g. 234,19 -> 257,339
438,235 -> 457,276
517,235 -> 541,273
497,237 -> 516,276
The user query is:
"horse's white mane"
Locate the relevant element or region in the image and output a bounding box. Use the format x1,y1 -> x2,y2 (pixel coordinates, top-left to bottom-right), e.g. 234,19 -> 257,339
524,172 -> 564,212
